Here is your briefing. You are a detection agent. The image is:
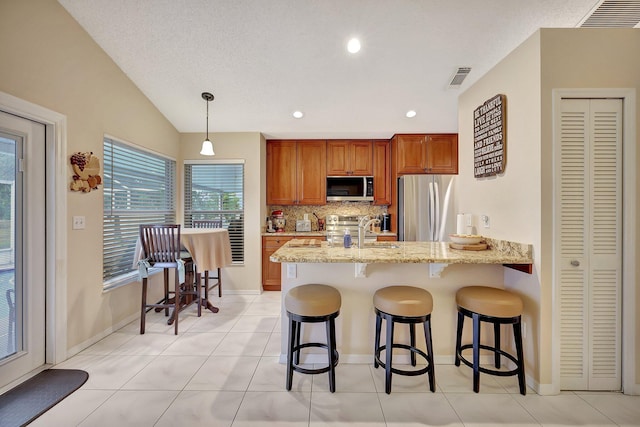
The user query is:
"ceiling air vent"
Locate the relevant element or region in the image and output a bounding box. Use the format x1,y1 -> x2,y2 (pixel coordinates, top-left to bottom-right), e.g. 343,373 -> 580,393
448,67 -> 471,88
580,0 -> 640,27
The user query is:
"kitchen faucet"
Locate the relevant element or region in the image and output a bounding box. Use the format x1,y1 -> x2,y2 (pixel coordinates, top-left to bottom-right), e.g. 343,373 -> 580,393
358,216 -> 380,249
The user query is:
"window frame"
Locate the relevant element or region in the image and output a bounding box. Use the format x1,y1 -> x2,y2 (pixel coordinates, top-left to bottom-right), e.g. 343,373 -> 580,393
183,159 -> 245,265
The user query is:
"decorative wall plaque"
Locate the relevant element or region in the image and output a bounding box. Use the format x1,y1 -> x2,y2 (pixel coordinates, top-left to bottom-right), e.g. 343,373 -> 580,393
473,94 -> 506,178
70,151 -> 102,192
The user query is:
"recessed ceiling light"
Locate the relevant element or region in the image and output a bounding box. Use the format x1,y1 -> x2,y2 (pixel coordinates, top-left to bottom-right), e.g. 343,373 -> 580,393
406,110 -> 417,118
293,111 -> 304,119
347,38 -> 361,54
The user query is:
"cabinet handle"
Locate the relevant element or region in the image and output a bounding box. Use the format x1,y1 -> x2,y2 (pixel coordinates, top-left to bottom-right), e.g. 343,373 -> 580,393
570,260 -> 580,267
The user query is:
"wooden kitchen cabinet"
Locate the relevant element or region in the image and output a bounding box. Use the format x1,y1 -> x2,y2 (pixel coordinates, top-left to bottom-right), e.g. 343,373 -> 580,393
267,140 -> 327,205
395,134 -> 458,175
372,140 -> 391,205
262,235 -> 324,290
425,134 -> 458,174
376,234 -> 397,242
326,140 -> 373,176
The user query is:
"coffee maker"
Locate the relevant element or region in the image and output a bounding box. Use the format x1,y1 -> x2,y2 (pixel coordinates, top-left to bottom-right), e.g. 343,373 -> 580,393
381,213 -> 391,232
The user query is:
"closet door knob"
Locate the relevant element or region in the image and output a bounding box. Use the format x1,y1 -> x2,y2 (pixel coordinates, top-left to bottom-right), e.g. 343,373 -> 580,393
570,260 -> 580,267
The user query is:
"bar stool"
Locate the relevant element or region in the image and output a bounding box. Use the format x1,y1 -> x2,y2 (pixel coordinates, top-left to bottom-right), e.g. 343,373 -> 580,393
373,285 -> 435,394
454,285 -> 526,395
285,284 -> 341,392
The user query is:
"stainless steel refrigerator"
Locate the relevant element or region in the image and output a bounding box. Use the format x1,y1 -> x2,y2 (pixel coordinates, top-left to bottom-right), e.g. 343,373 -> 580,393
398,175 -> 455,241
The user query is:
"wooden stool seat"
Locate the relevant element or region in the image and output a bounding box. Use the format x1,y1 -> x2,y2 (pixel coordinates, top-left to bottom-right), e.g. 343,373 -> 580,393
455,285 -> 526,395
373,285 -> 435,394
285,284 -> 341,392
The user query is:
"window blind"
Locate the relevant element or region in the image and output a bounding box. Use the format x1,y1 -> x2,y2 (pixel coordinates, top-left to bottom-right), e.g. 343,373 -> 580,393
103,137 -> 176,284
184,162 -> 244,263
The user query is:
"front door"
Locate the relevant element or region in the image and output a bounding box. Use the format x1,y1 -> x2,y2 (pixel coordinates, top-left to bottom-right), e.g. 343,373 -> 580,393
0,111 -> 46,388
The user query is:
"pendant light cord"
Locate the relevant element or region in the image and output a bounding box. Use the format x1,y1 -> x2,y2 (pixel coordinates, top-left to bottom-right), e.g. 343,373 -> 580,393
202,92 -> 214,140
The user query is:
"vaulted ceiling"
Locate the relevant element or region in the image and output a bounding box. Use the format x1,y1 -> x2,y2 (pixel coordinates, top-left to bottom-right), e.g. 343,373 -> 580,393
58,0 -> 634,139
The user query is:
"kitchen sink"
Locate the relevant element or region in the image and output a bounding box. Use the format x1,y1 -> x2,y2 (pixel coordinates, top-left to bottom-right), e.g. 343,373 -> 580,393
363,242 -> 401,249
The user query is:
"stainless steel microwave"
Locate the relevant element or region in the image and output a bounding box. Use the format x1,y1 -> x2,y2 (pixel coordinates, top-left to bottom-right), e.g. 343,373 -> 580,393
326,176 -> 374,202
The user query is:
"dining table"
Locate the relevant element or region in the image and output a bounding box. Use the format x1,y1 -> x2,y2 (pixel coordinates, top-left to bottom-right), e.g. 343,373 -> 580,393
133,226 -> 232,315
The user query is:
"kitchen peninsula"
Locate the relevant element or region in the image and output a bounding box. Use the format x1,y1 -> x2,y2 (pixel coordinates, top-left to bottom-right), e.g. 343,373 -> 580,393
270,238 -> 532,364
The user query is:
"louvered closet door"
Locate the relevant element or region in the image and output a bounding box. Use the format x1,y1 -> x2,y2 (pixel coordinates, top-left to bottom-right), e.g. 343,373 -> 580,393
556,98 -> 622,391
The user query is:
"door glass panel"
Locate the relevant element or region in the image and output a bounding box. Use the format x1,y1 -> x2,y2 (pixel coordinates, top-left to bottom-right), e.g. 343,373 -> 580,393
0,134 -> 17,360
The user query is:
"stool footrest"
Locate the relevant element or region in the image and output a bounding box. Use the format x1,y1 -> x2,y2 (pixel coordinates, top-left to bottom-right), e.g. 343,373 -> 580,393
457,343 -> 520,377
375,344 -> 432,377
291,342 -> 339,375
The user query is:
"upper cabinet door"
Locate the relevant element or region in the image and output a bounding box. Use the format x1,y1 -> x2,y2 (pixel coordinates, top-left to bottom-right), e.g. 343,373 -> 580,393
296,140 -> 327,205
425,134 -> 458,174
267,140 -> 297,205
327,140 -> 373,176
326,141 -> 349,175
395,134 -> 458,175
396,134 -> 427,174
349,141 -> 373,175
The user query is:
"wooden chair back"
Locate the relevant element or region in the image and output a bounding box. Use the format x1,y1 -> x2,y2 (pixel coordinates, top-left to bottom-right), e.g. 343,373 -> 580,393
192,219 -> 222,228
139,224 -> 182,266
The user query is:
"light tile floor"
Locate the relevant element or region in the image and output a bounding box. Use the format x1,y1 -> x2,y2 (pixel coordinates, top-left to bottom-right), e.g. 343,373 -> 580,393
32,292 -> 640,426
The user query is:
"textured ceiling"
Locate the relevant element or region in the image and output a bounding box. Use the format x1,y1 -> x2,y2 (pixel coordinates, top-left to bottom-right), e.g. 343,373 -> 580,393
58,0 -> 605,139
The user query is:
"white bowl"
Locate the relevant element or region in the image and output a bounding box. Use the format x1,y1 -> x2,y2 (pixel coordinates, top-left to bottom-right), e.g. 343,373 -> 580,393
449,234 -> 483,245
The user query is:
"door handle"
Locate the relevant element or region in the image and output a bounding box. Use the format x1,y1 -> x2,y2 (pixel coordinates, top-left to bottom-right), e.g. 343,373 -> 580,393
570,260 -> 580,267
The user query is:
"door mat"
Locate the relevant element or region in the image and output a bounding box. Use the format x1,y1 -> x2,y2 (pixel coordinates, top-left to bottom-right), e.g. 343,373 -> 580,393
0,369 -> 89,427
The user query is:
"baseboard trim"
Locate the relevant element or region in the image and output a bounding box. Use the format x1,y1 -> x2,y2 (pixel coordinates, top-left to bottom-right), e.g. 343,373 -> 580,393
66,312 -> 139,358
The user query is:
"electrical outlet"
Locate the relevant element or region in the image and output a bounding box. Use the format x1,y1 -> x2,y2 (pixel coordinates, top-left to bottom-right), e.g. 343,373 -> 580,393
481,215 -> 490,228
286,264 -> 297,278
72,216 -> 85,230
522,321 -> 527,339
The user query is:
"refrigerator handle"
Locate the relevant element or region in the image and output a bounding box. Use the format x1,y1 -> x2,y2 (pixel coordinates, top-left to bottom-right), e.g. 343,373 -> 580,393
434,181 -> 440,241
428,181 -> 435,241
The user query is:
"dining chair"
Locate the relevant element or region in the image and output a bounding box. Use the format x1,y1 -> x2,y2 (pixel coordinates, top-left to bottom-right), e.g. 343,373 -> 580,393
191,219 -> 223,298
138,224 -> 200,334
193,219 -> 222,228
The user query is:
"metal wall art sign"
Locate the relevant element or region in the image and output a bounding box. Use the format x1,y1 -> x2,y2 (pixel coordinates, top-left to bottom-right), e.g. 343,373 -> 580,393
473,94 -> 506,178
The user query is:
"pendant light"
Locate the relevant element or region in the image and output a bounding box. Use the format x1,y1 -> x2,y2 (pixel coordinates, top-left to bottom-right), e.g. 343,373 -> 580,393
200,92 -> 215,156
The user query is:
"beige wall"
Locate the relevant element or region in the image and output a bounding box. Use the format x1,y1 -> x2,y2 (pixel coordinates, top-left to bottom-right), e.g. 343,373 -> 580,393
0,0 -> 180,350
179,132 -> 266,293
459,28 -> 640,391
458,33 -> 543,385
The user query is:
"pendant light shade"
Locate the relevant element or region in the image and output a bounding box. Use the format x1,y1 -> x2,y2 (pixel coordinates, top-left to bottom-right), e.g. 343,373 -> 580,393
200,92 -> 215,156
200,138 -> 214,156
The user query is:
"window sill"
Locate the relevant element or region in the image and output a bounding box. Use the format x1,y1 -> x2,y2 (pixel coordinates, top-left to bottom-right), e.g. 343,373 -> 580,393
102,268 -> 162,293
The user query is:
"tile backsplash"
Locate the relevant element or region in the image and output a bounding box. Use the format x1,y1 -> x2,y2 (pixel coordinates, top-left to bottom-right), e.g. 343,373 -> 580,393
267,202 -> 388,232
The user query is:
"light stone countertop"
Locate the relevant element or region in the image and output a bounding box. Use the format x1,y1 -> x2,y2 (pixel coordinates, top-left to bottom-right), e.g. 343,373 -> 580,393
270,238 -> 532,266
261,231 -> 398,237
261,231 -> 326,237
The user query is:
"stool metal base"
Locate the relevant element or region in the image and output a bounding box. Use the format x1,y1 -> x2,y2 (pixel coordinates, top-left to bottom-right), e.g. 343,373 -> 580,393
455,306 -> 526,395
286,310 -> 339,392
374,308 -> 435,394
